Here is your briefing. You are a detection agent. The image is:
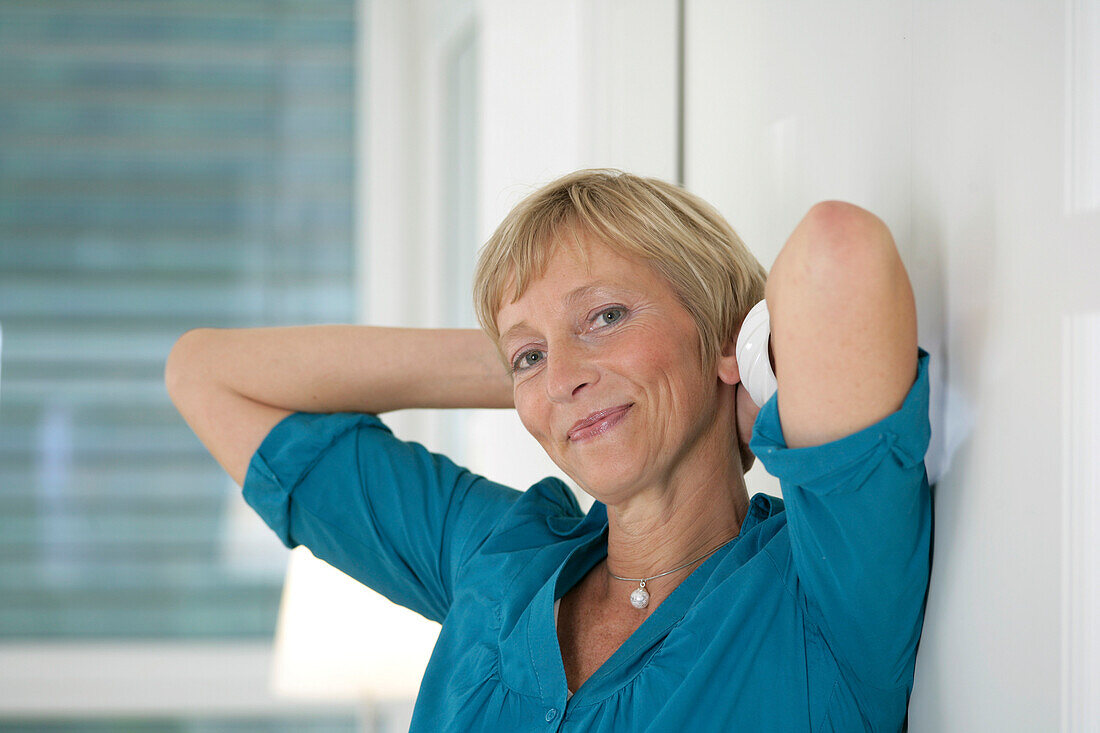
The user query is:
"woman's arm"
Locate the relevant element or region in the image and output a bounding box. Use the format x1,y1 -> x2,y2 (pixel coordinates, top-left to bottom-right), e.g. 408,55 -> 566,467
165,325 -> 514,487
765,201 -> 918,449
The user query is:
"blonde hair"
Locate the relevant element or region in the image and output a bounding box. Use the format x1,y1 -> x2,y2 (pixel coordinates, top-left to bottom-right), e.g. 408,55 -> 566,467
473,169 -> 767,373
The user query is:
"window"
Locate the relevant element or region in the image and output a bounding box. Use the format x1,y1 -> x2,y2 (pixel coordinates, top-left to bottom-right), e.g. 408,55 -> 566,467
0,0 -> 359,728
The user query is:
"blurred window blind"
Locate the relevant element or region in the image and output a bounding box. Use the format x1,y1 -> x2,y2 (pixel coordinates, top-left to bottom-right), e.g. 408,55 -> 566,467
0,1 -> 356,638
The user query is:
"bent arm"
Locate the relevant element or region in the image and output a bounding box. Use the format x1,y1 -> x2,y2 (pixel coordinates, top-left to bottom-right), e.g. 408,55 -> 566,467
753,201 -> 929,688
765,201 -> 918,448
165,325 -> 513,487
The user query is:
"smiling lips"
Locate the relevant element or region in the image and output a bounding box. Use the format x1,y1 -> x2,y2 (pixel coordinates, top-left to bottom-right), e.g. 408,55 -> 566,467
567,404 -> 633,442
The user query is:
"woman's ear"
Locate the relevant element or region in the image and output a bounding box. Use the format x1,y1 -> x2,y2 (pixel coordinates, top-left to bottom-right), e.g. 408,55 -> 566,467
721,335 -> 759,473
716,337 -> 741,387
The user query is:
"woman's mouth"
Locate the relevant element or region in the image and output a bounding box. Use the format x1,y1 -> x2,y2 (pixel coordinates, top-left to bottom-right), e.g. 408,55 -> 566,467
568,404 -> 633,442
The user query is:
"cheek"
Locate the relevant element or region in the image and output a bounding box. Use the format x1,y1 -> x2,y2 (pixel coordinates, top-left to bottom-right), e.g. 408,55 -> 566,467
623,342 -> 688,390
634,346 -> 708,414
514,391 -> 549,441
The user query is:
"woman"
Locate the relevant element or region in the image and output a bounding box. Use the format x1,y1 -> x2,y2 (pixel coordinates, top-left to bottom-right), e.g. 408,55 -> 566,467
166,169 -> 931,731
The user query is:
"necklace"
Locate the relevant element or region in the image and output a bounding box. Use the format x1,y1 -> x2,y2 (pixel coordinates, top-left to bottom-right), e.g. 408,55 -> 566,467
607,533 -> 740,609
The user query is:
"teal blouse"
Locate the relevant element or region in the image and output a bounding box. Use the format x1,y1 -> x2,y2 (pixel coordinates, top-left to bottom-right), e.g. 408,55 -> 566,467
243,348 -> 932,732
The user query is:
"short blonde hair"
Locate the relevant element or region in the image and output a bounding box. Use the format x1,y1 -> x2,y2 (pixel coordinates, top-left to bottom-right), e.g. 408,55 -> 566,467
473,169 -> 767,373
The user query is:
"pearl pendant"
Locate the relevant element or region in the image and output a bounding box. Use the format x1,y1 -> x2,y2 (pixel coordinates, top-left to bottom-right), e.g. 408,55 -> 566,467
629,584 -> 650,609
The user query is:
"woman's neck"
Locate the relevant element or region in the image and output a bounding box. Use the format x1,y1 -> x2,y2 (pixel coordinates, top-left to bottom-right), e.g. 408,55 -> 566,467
597,462 -> 750,613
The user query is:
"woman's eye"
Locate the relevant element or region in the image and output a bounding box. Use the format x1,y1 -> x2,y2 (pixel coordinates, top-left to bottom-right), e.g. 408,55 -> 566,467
598,307 -> 625,325
512,350 -> 544,372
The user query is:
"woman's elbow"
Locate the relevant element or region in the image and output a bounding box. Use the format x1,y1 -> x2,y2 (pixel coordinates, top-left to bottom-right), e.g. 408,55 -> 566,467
165,328 -> 213,403
797,200 -> 896,264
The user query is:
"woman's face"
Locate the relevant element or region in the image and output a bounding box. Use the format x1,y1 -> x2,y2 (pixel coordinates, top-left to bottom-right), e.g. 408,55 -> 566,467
495,237 -> 733,503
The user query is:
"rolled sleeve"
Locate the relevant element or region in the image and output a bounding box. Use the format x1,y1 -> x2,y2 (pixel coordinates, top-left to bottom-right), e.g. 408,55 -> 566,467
749,348 -> 933,689
242,411 -> 521,623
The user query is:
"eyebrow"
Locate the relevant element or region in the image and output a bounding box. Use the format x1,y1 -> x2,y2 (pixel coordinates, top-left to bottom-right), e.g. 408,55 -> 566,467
499,283 -> 637,347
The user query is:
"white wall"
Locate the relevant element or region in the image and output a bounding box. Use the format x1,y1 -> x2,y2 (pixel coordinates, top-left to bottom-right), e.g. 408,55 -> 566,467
687,1 -> 1100,730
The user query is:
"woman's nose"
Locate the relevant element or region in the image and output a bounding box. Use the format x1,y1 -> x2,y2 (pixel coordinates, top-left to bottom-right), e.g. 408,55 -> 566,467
545,340 -> 598,403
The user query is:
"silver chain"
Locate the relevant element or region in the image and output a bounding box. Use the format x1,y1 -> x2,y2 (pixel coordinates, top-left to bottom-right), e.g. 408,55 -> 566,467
607,533 -> 740,584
